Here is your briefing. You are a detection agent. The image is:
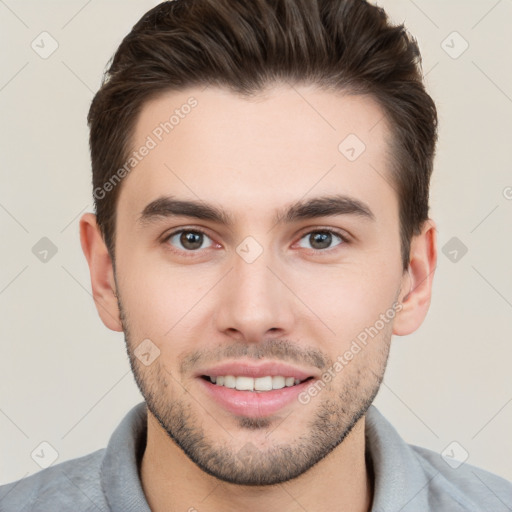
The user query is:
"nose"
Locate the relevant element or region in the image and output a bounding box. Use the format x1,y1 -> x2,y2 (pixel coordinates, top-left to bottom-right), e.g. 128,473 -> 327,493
214,247 -> 296,343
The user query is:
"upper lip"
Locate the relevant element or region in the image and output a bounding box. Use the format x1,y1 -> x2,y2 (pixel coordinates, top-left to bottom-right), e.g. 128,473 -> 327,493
195,360 -> 320,380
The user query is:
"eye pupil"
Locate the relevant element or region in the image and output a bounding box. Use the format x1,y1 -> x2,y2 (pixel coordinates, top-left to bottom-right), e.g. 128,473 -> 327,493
181,231 -> 203,250
310,232 -> 332,250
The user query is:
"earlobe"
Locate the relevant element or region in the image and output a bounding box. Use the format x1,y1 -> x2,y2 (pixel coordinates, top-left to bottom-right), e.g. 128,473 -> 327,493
79,213 -> 123,332
393,219 -> 437,336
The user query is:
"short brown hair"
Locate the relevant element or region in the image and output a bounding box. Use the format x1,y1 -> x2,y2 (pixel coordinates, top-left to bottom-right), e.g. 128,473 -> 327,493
88,0 -> 437,271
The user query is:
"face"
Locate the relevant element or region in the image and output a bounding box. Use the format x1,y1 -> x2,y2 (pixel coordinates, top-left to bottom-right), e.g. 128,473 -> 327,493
111,84 -> 408,485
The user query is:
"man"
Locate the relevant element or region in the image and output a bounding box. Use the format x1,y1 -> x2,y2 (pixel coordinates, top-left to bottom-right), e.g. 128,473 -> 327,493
1,0 -> 511,510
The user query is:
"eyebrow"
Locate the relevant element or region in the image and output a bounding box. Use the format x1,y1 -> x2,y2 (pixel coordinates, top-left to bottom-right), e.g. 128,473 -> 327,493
138,193 -> 376,227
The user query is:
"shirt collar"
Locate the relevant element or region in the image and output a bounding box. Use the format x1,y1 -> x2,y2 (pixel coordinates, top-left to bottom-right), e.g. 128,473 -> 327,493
100,402 -> 151,512
364,405 -> 432,511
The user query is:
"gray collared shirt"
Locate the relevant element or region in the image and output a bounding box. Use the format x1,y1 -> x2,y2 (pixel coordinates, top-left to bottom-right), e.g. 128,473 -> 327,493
1,401 -> 511,511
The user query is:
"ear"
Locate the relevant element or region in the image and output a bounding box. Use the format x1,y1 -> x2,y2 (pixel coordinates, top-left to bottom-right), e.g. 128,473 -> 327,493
393,218 -> 437,336
79,213 -> 123,332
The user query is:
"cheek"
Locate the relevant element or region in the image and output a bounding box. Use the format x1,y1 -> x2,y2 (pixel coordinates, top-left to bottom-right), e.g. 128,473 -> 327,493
296,260 -> 400,342
116,252 -> 216,338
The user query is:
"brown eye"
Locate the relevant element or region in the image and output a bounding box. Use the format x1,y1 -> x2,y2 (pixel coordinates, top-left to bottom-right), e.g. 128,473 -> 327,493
166,230 -> 213,251
297,230 -> 346,251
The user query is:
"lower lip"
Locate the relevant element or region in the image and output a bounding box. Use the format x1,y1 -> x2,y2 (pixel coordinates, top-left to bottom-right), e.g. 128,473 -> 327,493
198,377 -> 314,418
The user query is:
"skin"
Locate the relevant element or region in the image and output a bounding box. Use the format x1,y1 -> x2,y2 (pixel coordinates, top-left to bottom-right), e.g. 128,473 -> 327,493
80,84 -> 437,512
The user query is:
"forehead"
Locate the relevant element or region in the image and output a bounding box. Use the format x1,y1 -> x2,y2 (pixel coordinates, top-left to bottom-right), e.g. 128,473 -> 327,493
117,84 -> 397,229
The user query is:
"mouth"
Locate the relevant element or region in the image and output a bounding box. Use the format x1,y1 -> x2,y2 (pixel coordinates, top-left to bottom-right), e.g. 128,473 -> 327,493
197,374 -> 317,418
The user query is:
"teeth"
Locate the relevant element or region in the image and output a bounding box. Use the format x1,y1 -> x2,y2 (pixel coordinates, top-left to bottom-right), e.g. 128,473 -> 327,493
272,376 -> 285,389
224,375 -> 236,388
208,375 -> 304,391
235,376 -> 253,390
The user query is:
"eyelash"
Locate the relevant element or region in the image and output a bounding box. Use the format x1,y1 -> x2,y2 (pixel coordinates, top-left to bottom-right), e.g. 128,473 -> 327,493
162,227 -> 350,257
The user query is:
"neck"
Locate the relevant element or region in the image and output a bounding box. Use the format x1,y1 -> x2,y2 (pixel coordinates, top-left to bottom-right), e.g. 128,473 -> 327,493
140,412 -> 373,512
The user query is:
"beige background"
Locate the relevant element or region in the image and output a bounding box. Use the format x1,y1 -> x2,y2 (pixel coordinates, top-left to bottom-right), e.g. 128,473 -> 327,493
1,0 -> 511,486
